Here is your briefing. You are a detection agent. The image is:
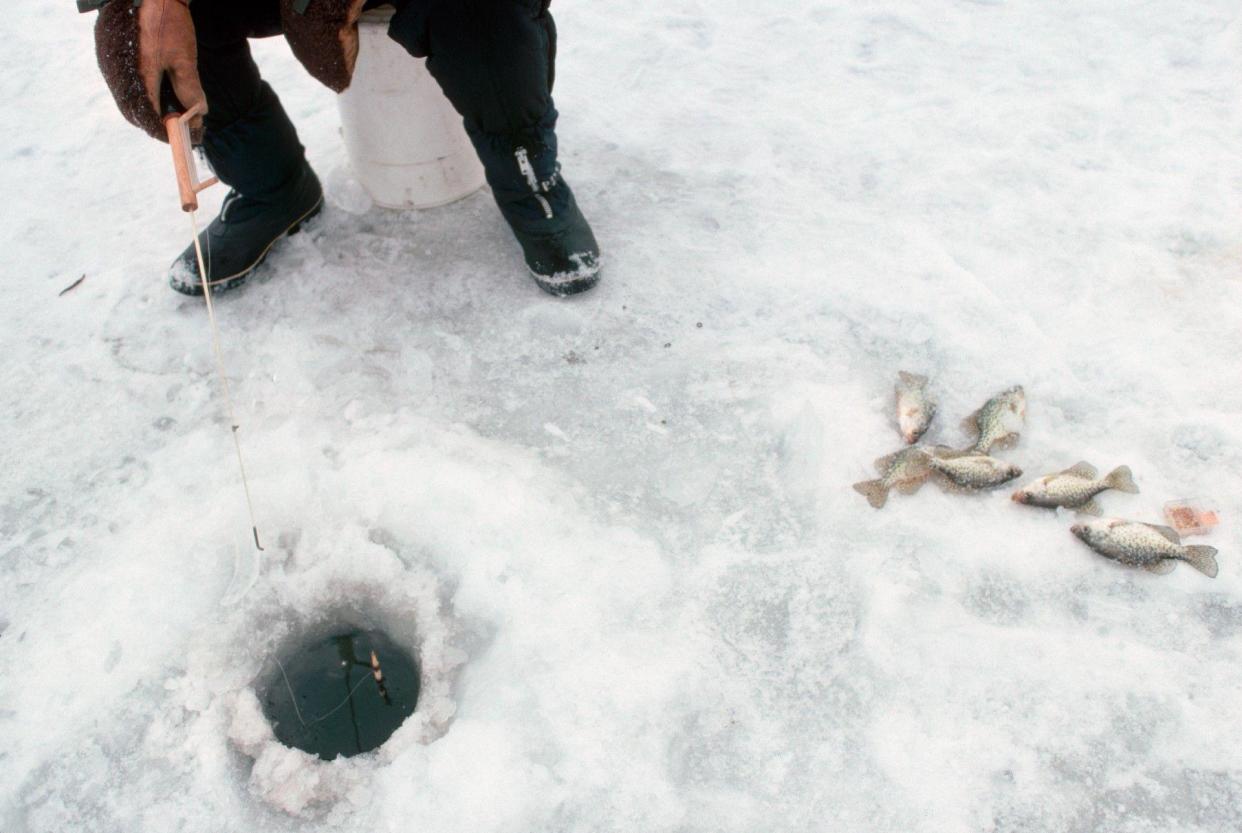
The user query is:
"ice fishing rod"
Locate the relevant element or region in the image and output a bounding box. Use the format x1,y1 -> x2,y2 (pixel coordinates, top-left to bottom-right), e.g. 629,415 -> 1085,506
165,104 -> 265,552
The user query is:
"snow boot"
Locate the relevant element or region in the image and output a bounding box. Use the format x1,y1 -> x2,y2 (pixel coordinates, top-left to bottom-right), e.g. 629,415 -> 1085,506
169,162 -> 323,296
468,125 -> 601,297
385,0 -> 599,295
499,168 -> 601,297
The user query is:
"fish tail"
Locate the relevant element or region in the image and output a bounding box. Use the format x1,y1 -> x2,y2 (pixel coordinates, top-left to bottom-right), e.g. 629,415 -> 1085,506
1104,465 -> 1139,494
1181,545 -> 1219,578
852,479 -> 889,509
898,371 -> 927,388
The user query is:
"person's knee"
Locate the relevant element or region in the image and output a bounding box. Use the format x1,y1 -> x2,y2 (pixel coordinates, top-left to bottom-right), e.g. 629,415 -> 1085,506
388,0 -> 556,137
385,0 -> 433,58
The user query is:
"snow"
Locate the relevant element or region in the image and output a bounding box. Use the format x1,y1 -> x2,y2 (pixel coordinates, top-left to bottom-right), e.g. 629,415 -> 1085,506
3,0 -> 1242,830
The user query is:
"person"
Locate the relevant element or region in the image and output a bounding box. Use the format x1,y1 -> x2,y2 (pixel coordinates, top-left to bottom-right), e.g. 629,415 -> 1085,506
82,0 -> 601,297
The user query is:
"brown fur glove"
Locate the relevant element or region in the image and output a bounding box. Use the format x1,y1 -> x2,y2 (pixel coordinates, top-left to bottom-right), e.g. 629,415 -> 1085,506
280,0 -> 367,93
96,0 -> 206,142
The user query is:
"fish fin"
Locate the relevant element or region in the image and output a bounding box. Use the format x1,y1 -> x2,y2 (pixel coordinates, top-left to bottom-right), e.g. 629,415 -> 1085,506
1181,545 -> 1219,578
1103,465 -> 1139,494
874,452 -> 898,473
930,471 -> 972,495
896,475 -> 929,495
1062,461 -> 1098,479
931,445 -> 968,460
1077,498 -> 1103,516
908,450 -> 932,475
1148,524 -> 1182,544
852,479 -> 889,509
991,433 -> 1021,452
1144,560 -> 1176,575
960,409 -> 981,436
897,371 -> 928,388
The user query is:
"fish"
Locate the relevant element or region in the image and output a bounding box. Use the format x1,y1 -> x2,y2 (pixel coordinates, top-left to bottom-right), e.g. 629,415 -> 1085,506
896,371 -> 937,444
853,446 -> 932,509
1070,518 -> 1219,577
962,385 -> 1026,453
927,449 -> 1023,490
1011,461 -> 1139,514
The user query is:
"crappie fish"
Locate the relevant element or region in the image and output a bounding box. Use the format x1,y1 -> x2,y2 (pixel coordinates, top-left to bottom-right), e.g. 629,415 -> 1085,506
896,371 -> 937,444
928,449 -> 1022,490
853,446 -> 932,509
1071,518 -> 1218,577
963,385 -> 1026,453
1012,461 -> 1138,514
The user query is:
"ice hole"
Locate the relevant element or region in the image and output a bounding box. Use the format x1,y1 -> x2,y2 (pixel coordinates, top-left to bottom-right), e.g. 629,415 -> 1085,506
260,627 -> 420,760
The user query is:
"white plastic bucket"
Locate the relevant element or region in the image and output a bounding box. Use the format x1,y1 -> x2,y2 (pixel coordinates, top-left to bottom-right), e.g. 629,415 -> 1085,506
337,8 -> 485,209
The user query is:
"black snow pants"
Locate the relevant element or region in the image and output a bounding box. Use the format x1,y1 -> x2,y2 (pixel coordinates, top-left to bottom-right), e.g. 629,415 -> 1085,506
192,0 -> 561,217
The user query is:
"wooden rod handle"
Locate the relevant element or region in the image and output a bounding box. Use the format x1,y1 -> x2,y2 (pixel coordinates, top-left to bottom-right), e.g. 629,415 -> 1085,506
164,103 -> 213,212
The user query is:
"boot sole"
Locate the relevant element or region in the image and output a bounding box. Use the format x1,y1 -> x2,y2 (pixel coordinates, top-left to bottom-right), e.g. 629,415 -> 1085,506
530,256 -> 603,297
532,268 -> 601,297
169,196 -> 325,297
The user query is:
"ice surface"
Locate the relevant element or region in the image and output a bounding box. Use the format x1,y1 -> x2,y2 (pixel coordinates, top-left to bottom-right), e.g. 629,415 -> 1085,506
3,1 -> 1242,831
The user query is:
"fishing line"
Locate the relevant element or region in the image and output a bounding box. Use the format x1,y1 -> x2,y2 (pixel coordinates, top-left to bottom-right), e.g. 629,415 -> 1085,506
272,654 -> 378,729
187,209 -> 264,551
158,0 -> 262,551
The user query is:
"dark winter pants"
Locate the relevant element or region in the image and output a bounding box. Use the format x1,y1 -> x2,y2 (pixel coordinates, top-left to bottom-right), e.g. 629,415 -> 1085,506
193,0 -> 561,218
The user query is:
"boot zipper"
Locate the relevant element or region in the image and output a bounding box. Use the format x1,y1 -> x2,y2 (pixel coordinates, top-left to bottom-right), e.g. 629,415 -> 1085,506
515,147 -> 554,220
219,191 -> 240,223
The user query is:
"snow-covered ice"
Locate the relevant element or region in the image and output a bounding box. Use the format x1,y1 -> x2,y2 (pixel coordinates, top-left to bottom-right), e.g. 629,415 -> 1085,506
3,1 -> 1242,831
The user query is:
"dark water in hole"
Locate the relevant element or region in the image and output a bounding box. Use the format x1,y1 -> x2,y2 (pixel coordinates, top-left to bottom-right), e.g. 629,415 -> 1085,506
261,629 -> 420,760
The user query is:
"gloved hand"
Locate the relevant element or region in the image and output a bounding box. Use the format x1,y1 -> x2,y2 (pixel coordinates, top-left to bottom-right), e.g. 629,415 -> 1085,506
275,0 -> 367,95
340,0 -> 368,78
137,0 -> 207,138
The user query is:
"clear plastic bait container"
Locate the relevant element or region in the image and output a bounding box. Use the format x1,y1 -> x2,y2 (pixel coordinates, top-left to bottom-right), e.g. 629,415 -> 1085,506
1164,499 -> 1220,537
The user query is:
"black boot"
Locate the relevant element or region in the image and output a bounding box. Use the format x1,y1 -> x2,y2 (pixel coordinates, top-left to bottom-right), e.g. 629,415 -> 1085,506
169,162 -> 323,296
469,124 -> 601,297
514,198 -> 600,297
498,150 -> 601,297
385,0 -> 600,295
